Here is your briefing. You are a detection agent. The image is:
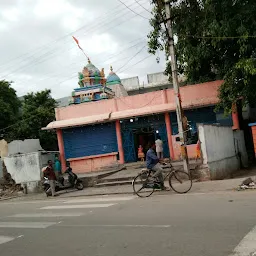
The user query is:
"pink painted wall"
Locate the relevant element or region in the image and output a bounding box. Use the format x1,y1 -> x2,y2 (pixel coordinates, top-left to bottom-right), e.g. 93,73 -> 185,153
56,98 -> 117,121
56,80 -> 221,172
116,91 -> 164,111
68,154 -> 118,173
166,80 -> 223,108
172,135 -> 198,160
55,80 -> 223,121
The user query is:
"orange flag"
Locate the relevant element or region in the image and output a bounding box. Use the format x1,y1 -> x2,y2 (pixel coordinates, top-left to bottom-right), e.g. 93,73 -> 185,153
72,36 -> 82,50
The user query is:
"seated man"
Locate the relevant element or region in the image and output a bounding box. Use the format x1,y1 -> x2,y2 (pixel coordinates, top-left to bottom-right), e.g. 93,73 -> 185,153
146,141 -> 168,190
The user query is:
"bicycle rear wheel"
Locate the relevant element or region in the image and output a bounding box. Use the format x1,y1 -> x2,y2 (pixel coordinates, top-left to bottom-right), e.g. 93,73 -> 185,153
132,172 -> 155,198
169,170 -> 192,194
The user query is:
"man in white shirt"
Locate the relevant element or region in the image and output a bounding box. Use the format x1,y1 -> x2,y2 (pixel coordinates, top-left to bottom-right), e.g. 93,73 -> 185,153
155,136 -> 163,159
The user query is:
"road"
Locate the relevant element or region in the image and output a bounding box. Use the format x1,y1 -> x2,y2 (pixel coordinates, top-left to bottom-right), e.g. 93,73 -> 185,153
0,191 -> 256,256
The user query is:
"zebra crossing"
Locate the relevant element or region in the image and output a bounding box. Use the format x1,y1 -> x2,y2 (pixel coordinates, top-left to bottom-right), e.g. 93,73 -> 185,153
0,196 -> 135,246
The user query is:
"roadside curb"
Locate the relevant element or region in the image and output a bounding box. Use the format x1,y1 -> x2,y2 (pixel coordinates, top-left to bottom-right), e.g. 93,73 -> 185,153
58,191 -> 135,198
0,196 -> 19,202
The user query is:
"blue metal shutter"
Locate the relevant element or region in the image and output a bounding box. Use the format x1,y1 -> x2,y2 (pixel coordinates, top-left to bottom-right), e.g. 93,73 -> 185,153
170,107 -> 219,135
63,123 -> 117,159
121,129 -> 136,162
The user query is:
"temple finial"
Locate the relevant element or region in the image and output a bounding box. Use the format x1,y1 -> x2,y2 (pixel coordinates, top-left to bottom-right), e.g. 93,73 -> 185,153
110,65 -> 113,72
88,58 -> 91,64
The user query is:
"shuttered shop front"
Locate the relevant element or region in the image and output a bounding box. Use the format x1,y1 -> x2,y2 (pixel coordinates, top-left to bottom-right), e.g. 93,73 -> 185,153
62,123 -> 118,159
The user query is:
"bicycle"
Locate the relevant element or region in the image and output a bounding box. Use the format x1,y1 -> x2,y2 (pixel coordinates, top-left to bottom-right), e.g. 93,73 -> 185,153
132,164 -> 192,197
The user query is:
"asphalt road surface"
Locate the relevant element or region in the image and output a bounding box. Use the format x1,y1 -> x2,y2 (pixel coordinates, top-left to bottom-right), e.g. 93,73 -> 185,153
0,191 -> 256,256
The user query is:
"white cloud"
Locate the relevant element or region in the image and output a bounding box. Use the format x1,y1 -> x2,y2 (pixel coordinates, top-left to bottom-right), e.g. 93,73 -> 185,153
79,33 -> 119,55
33,0 -> 85,31
0,0 -> 165,98
1,8 -> 20,22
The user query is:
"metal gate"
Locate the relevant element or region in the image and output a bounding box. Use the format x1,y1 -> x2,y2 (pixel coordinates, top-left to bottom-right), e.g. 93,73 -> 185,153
121,129 -> 136,162
121,114 -> 169,162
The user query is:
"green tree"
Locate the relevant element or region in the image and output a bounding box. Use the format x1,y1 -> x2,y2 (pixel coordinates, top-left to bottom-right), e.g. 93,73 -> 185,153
0,80 -> 20,133
11,89 -> 58,151
148,0 -> 256,112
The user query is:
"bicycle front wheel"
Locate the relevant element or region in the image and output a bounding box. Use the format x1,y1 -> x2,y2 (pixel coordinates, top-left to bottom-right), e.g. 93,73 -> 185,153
169,170 -> 192,194
132,172 -> 155,198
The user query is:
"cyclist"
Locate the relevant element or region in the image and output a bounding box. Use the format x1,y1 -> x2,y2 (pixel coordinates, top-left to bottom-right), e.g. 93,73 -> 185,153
146,141 -> 169,190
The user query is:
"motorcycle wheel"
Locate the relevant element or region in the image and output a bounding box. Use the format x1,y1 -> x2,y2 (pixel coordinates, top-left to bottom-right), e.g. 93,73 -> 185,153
44,186 -> 51,197
75,182 -> 84,190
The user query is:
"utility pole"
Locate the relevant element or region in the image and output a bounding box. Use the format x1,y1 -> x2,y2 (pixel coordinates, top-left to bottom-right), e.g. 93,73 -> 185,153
157,0 -> 189,172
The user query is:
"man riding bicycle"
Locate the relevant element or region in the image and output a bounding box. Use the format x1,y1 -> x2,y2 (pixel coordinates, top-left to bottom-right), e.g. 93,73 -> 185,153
146,141 -> 169,190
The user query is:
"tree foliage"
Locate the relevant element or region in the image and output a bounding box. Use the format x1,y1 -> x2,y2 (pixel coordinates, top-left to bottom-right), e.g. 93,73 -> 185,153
0,80 -> 20,132
9,89 -> 58,150
148,0 -> 256,112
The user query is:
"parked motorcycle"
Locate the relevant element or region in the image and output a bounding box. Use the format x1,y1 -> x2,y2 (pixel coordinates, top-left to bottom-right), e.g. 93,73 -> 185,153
43,168 -> 84,196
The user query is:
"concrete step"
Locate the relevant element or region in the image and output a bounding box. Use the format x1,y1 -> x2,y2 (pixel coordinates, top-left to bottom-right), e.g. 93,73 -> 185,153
97,176 -> 135,184
97,164 -> 126,173
79,166 -> 126,187
96,164 -> 198,185
95,180 -> 134,187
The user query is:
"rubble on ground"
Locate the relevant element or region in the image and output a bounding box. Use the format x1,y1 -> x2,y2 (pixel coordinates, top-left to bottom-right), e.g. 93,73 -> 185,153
237,177 -> 256,191
0,172 -> 23,200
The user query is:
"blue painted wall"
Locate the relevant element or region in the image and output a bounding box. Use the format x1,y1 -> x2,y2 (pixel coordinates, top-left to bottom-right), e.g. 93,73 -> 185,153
170,106 -> 233,135
62,123 -> 118,159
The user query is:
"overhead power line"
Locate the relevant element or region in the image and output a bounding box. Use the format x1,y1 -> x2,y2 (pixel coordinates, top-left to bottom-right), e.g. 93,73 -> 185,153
0,2 -> 148,80
134,0 -> 152,13
0,2 -> 125,69
116,45 -> 146,72
117,0 -> 150,20
120,55 -> 151,73
0,1 -> 148,77
35,39 -> 147,84
185,35 -> 256,39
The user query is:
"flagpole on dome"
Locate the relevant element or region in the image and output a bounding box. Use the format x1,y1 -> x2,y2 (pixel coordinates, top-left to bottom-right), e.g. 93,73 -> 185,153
72,36 -> 90,63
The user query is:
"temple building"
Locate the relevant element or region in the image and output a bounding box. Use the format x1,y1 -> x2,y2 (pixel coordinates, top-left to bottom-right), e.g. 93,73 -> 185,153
44,59 -> 239,173
69,59 -> 114,104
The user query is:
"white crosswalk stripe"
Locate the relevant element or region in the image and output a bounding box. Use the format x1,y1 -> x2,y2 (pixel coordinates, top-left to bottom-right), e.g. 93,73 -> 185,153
9,213 -> 84,218
229,225 -> 256,256
0,196 -> 135,247
40,203 -> 115,210
0,222 -> 57,229
63,196 -> 135,204
0,236 -> 15,245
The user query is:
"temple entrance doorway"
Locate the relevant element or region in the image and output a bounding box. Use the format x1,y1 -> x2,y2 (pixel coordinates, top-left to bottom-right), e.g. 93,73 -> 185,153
121,114 -> 169,163
134,128 -> 155,161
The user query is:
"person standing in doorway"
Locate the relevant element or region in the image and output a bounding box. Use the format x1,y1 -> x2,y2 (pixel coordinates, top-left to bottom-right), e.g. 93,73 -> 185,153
138,145 -> 145,161
155,135 -> 163,159
54,154 -> 61,180
196,139 -> 201,162
44,160 -> 57,197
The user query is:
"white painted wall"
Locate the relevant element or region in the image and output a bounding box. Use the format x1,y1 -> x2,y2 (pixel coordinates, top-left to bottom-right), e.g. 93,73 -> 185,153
8,139 -> 43,156
4,152 -> 41,183
204,125 -> 236,163
121,76 -> 139,91
3,151 -> 57,193
233,130 -> 249,168
198,124 -> 243,179
198,125 -> 207,165
147,72 -> 169,83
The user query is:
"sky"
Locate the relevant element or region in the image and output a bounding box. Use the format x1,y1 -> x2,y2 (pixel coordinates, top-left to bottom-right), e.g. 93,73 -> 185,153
0,0 -> 166,99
